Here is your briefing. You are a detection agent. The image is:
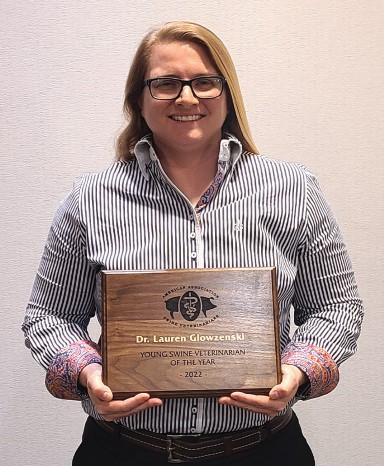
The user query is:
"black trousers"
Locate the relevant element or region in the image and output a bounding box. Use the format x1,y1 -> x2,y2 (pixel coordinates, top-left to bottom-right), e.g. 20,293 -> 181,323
72,412 -> 315,466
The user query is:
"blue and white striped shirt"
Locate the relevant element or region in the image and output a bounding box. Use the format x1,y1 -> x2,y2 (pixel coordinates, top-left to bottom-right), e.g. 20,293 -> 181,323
23,135 -> 363,433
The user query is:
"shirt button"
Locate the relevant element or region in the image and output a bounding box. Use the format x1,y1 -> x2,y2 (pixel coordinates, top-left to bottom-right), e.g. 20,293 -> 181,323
190,232 -> 196,239
191,252 -> 197,259
191,407 -> 198,414
190,427 -> 197,433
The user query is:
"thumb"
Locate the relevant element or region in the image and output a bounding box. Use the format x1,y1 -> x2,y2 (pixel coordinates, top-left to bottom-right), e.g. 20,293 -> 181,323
268,369 -> 290,400
87,368 -> 113,402
269,365 -> 303,401
269,386 -> 282,400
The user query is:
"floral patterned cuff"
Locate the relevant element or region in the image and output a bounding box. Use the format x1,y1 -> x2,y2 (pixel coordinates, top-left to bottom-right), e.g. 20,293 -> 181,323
45,340 -> 102,400
281,341 -> 339,399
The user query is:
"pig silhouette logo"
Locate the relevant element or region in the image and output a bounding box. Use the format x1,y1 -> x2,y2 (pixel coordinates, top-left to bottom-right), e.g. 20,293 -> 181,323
165,291 -> 217,321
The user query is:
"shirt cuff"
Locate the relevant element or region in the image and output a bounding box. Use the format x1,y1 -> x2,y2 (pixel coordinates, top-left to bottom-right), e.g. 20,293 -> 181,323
281,341 -> 339,399
45,340 -> 102,400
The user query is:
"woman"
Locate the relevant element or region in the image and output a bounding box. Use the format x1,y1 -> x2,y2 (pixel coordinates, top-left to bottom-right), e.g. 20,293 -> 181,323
23,21 -> 363,465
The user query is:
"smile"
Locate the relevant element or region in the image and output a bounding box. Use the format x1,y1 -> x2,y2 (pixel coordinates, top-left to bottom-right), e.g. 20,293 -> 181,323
170,115 -> 203,122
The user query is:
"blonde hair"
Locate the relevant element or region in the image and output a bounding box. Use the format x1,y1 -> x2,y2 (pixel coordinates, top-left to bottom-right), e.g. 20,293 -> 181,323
116,21 -> 258,160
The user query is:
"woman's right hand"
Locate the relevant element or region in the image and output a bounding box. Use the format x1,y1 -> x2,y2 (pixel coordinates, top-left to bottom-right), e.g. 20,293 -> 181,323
79,363 -> 163,421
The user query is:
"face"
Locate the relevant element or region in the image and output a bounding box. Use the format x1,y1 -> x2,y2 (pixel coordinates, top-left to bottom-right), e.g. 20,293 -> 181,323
140,41 -> 228,157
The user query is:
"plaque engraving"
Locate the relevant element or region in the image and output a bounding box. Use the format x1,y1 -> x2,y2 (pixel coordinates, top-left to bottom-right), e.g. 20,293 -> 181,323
102,268 -> 281,399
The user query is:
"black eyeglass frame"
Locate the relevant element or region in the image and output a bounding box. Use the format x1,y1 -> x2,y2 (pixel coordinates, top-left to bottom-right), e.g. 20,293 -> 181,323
143,76 -> 226,101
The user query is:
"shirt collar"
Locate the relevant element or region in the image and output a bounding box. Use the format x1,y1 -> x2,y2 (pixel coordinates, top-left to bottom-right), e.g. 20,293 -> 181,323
133,133 -> 243,180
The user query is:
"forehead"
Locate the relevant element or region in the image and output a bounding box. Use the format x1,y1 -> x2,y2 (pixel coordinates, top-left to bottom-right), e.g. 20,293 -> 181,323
146,41 -> 218,78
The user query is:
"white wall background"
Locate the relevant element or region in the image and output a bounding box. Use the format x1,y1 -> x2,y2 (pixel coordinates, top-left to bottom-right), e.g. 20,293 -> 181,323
1,1 -> 383,464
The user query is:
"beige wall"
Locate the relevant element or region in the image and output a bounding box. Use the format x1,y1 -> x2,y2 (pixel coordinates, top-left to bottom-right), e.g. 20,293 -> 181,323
1,1 -> 383,464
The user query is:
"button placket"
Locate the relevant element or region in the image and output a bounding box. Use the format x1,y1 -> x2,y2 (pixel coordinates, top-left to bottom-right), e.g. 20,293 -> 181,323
189,211 -> 198,262
189,210 -> 203,267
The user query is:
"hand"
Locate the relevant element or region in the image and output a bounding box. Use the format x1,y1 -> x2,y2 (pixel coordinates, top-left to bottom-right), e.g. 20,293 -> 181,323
79,363 -> 163,421
218,364 -> 307,417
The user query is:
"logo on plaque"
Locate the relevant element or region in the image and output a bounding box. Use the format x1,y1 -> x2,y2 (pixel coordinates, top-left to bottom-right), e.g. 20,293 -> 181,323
165,290 -> 217,321
162,286 -> 219,327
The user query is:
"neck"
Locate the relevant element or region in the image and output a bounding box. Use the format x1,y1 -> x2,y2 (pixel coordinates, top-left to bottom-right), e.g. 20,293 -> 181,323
153,140 -> 220,206
154,138 -> 220,168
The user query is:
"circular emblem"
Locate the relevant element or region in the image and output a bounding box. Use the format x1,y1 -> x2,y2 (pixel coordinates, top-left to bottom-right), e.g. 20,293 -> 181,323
179,291 -> 202,321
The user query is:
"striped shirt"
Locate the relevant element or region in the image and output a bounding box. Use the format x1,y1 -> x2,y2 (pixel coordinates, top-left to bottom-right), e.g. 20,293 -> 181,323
23,134 -> 363,434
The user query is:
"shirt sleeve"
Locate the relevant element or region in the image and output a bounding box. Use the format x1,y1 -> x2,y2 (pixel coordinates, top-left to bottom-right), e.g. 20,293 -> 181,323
45,340 -> 102,400
286,170 -> 364,399
282,342 -> 339,399
22,177 -> 99,399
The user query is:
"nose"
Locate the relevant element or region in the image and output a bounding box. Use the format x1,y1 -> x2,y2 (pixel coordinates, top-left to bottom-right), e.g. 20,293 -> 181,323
175,84 -> 199,106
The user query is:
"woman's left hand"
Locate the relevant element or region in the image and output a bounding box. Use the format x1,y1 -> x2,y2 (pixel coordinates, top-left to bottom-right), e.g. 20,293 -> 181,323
218,364 -> 308,417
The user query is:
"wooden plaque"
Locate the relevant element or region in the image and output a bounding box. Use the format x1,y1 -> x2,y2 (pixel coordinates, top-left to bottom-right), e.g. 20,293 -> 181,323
102,268 -> 281,399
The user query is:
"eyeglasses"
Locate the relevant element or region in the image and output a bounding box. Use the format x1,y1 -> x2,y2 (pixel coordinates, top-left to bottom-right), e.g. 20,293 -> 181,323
143,76 -> 226,100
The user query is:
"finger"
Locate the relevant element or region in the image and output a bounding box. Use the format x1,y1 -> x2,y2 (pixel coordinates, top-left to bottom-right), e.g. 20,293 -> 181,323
113,393 -> 158,414
269,382 -> 290,400
229,392 -> 269,405
230,393 -> 280,414
219,393 -> 269,412
87,371 -> 113,402
98,393 -> 151,414
96,394 -> 162,421
269,366 -> 300,400
218,393 -> 285,417
124,397 -> 163,416
218,397 -> 276,417
100,400 -> 163,421
269,381 -> 291,400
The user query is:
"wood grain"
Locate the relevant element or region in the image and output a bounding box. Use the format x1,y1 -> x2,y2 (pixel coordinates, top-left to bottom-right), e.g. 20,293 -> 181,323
102,268 -> 281,399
